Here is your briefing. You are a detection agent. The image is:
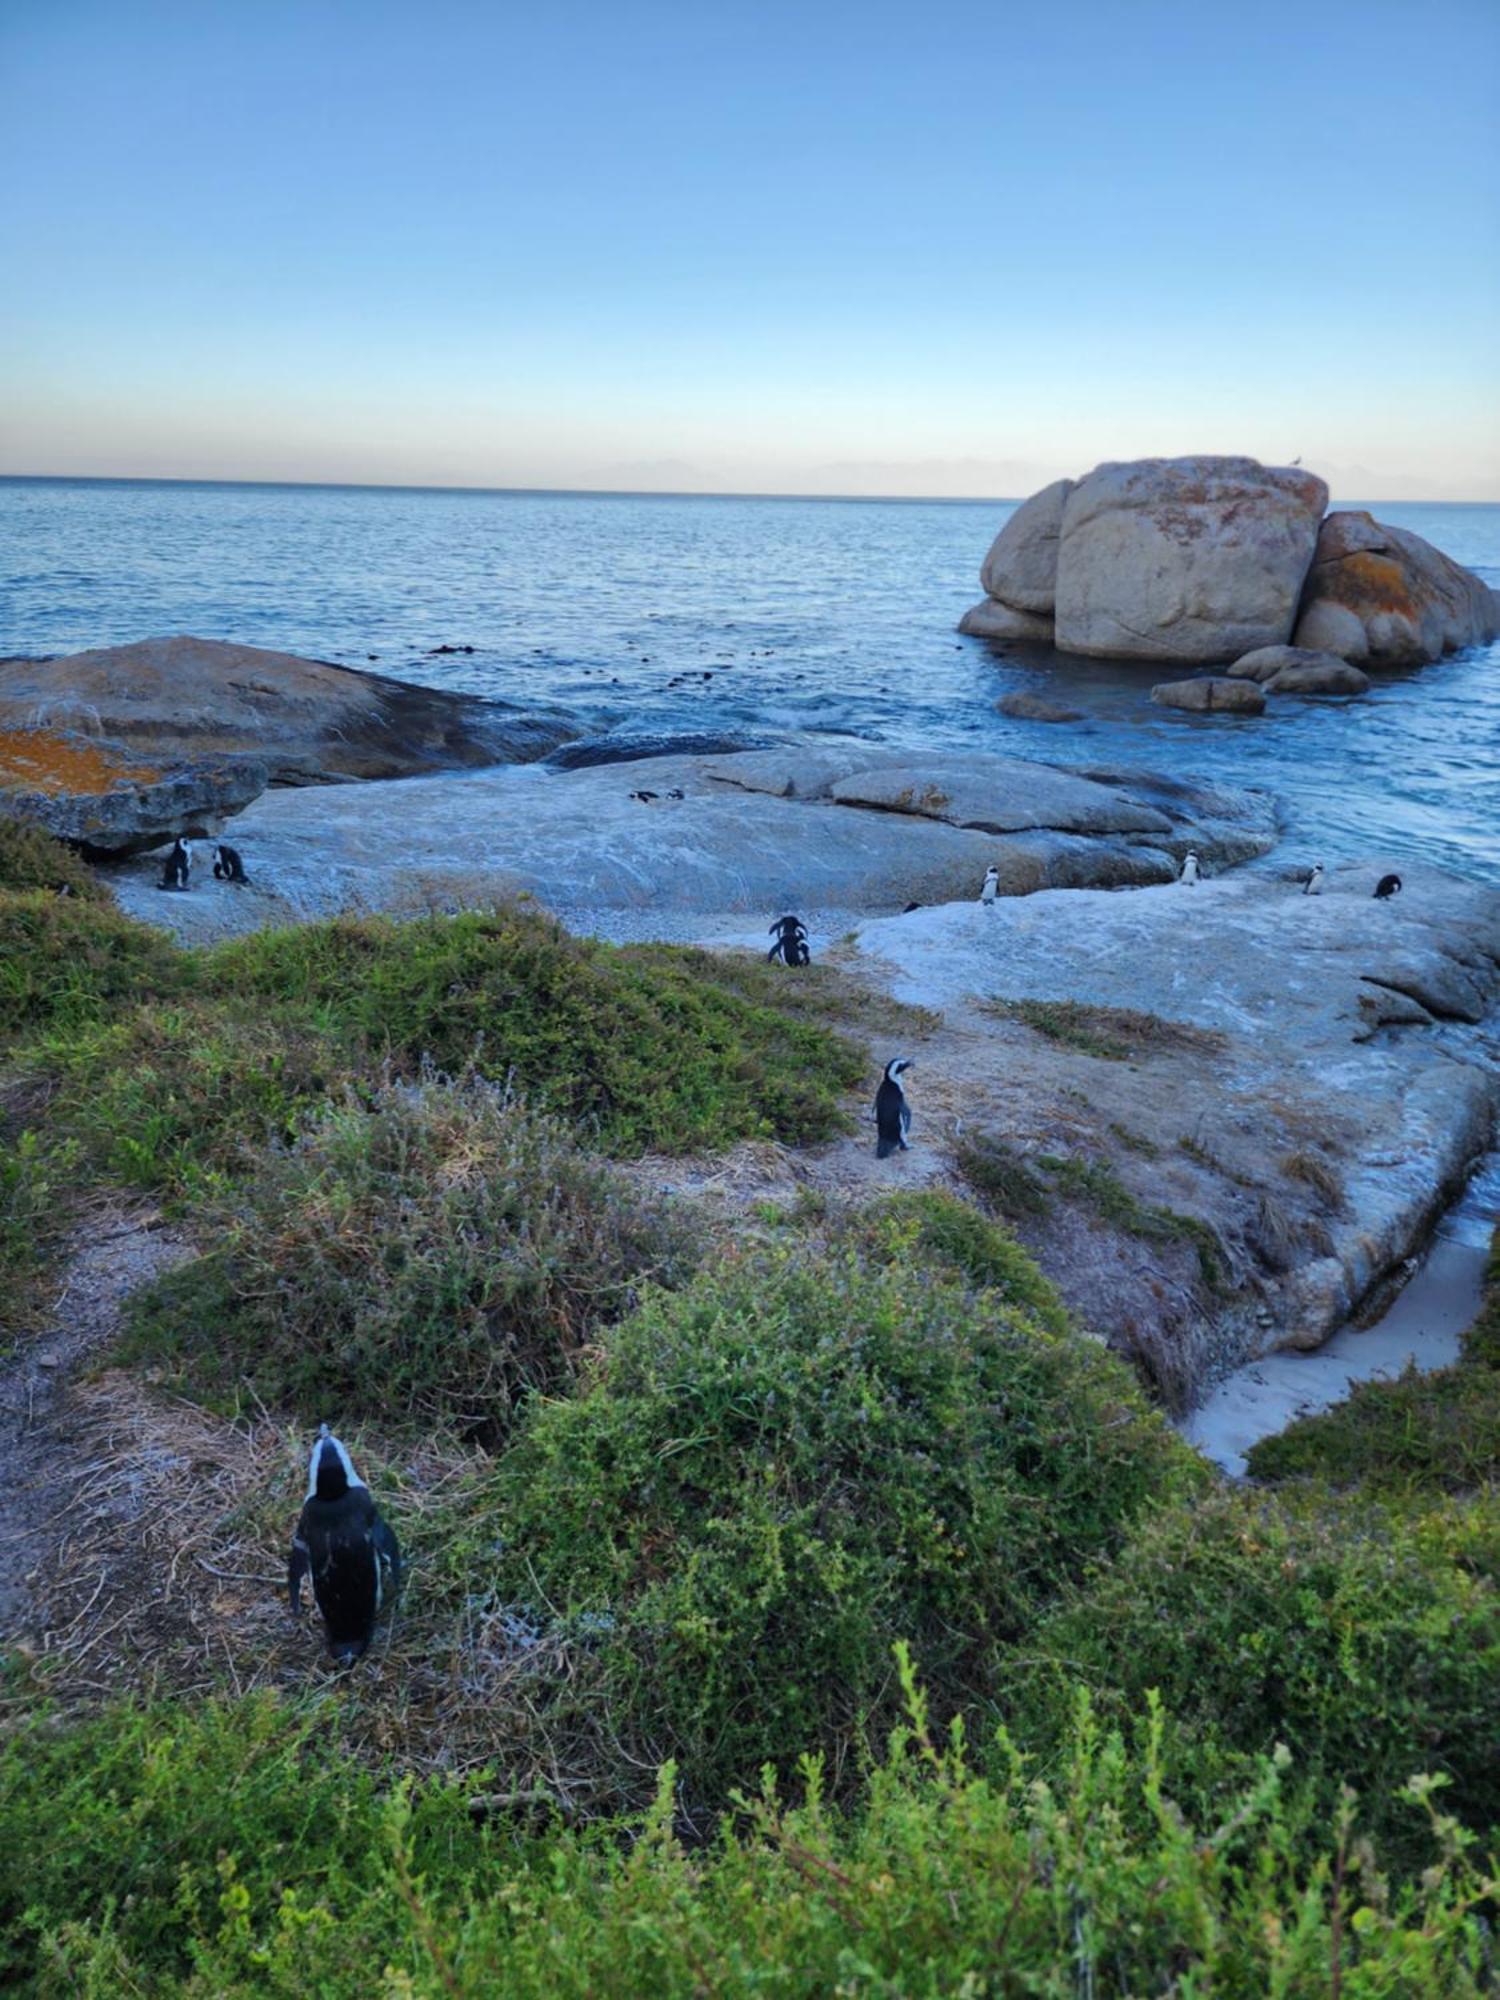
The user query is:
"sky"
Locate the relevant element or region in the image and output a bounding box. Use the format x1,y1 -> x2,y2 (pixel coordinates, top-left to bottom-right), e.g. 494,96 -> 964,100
1,0 -> 1497,499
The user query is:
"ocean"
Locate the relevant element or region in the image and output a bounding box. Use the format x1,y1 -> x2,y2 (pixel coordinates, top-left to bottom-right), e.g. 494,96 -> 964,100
3,476 -> 1497,881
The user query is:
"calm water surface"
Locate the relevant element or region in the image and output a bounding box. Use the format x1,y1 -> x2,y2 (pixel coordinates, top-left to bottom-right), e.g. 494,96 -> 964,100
3,477 -> 1497,880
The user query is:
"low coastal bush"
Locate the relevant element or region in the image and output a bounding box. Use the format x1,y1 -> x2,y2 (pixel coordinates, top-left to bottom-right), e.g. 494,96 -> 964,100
1011,1483 -> 1500,1861
493,1241 -> 1198,1806
0,886 -> 185,1040
201,905 -> 864,1153
0,1128 -> 77,1336
838,1187 -> 1071,1332
1248,1226 -> 1500,1495
3,1674 -> 1494,1997
0,817 -> 107,900
121,1076 -> 699,1433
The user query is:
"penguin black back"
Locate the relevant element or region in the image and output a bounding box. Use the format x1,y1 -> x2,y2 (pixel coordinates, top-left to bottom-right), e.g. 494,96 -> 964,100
213,841 -> 249,884
158,837 -> 191,891
289,1425 -> 400,1666
1373,873 -> 1402,900
767,914 -> 810,966
874,1057 -> 912,1158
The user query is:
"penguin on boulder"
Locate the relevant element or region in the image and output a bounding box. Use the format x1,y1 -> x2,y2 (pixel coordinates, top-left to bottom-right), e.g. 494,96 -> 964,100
213,841 -> 250,884
289,1425 -> 401,1666
1303,863 -> 1325,896
980,865 -> 999,908
874,1057 -> 913,1158
1179,850 -> 1200,886
1373,873 -> 1402,900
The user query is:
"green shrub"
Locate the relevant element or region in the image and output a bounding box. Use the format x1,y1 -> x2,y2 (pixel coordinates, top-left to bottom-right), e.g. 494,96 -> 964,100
1248,1225 -> 1500,1495
840,1187 -> 1070,1333
0,1128 -> 77,1335
201,907 -> 864,1154
493,1242 -> 1198,1806
1012,1484 -> 1500,1860
3,1673 -> 1494,1997
0,817 -> 107,900
121,1076 -> 699,1433
0,889 -> 185,1041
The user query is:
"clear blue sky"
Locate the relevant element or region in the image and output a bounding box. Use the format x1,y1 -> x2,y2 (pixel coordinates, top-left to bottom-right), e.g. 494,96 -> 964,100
2,0 -> 1497,496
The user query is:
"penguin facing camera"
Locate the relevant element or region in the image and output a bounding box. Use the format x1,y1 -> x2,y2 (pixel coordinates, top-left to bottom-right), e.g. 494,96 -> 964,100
1373,873 -> 1402,900
1179,850 -> 1200,886
980,865 -> 999,908
157,837 -> 192,891
213,841 -> 249,884
289,1425 -> 401,1667
1303,863 -> 1325,896
874,1057 -> 913,1158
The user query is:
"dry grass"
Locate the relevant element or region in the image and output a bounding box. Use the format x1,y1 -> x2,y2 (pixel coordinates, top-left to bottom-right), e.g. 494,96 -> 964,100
984,998 -> 1227,1063
1280,1149 -> 1346,1211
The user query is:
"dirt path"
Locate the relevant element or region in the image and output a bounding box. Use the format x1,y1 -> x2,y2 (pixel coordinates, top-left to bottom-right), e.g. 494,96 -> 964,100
0,1216 -> 190,1640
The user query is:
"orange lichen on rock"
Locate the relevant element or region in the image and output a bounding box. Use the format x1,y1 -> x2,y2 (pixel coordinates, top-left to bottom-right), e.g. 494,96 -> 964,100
0,728 -> 163,798
1317,551 -> 1414,617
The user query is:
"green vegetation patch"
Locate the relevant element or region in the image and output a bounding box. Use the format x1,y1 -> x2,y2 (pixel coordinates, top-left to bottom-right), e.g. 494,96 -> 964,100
1013,1483 -> 1500,1863
1249,1225 -> 1500,1495
0,887 -> 185,1041
493,1241 -> 1198,1806
838,1187 -> 1071,1333
0,816 -> 109,900
122,1076 -> 699,1435
2,1672 -> 1494,1997
986,996 -> 1225,1062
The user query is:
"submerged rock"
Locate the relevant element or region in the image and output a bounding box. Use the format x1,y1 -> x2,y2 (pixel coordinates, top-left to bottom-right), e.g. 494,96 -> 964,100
1150,675 -> 1266,715
0,635 -> 577,786
1228,646 -> 1371,695
1292,510 -> 1500,667
996,692 -> 1084,722
0,725 -> 267,854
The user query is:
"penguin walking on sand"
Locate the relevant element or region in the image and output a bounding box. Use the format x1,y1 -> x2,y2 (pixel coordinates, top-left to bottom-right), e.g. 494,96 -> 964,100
289,1425 -> 401,1667
768,914 -> 811,966
1373,873 -> 1403,900
1303,863 -> 1325,896
1179,850 -> 1200,886
874,1058 -> 913,1158
157,837 -> 191,891
212,841 -> 249,884
980,865 -> 999,908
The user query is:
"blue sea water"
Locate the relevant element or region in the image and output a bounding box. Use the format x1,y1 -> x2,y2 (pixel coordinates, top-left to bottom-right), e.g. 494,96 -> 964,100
2,475 -> 1497,881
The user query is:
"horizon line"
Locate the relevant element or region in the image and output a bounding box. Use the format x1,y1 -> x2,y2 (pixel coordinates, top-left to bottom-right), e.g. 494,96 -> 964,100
1,471 -> 1491,508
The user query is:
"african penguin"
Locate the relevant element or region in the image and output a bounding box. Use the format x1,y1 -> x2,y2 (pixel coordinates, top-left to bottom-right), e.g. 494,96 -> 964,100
767,914 -> 811,966
288,1425 -> 401,1666
1179,850 -> 1200,886
157,837 -> 192,892
629,789 -> 660,805
874,1057 -> 913,1158
980,865 -> 999,907
1303,863 -> 1325,896
212,841 -> 249,885
1373,873 -> 1402,900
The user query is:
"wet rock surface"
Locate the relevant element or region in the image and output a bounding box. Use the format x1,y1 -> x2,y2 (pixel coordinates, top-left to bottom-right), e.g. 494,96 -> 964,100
1151,675 -> 1267,715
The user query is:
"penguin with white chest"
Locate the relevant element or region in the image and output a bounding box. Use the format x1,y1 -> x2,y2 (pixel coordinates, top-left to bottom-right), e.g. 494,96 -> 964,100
980,866 -> 999,908
1179,850 -> 1200,886
874,1057 -> 913,1158
1303,863 -> 1325,896
157,837 -> 192,891
289,1425 -> 401,1666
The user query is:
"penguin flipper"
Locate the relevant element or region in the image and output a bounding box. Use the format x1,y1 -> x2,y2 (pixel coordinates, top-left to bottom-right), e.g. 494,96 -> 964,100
288,1535 -> 310,1613
374,1515 -> 402,1604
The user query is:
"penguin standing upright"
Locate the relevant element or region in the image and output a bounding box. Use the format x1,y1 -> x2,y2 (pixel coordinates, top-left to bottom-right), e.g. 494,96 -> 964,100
768,914 -> 811,966
874,1058 -> 913,1158
1179,850 -> 1200,886
980,866 -> 999,908
289,1425 -> 401,1666
1303,863 -> 1325,896
1373,873 -> 1402,900
213,841 -> 249,884
158,837 -> 191,891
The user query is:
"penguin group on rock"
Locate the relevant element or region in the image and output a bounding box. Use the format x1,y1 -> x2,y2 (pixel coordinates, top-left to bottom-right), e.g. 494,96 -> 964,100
767,914 -> 811,966
156,834 -> 254,892
289,1425 -> 401,1666
874,1057 -> 913,1158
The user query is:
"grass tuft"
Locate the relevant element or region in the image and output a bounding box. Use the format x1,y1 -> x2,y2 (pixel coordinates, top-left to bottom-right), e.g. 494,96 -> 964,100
987,996 -> 1226,1062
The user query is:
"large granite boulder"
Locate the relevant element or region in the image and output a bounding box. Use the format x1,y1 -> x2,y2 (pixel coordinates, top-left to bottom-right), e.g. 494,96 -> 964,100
1227,646 -> 1370,695
0,635 -> 577,786
979,477 -> 1074,612
829,755 -> 1171,837
1054,457 -> 1328,661
1150,676 -> 1266,715
1292,511 -> 1500,667
0,725 -> 267,854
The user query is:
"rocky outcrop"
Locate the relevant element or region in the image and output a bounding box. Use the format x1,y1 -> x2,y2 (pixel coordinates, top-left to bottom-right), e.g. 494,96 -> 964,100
0,726 -> 267,854
1292,511 -> 1500,667
0,635 -> 577,786
1227,646 -> 1370,695
1150,676 -> 1266,715
847,865 -> 1500,1370
996,692 -> 1083,722
1053,457 -> 1328,661
956,599 -> 1055,643
105,744 -> 1278,940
